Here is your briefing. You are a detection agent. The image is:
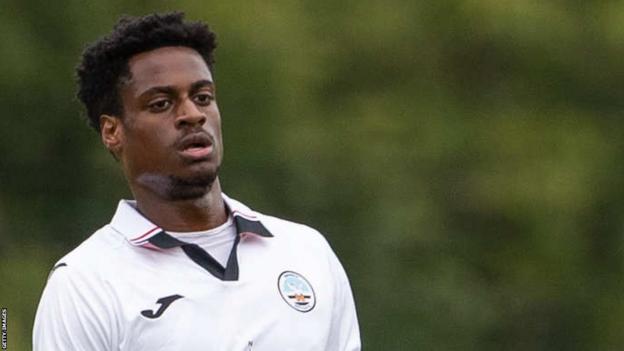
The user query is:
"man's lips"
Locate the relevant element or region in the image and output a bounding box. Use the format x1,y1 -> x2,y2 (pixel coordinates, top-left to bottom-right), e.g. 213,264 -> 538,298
180,146 -> 212,159
176,133 -> 214,160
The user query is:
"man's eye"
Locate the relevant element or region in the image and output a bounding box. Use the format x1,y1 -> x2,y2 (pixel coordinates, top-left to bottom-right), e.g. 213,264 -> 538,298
148,100 -> 171,112
193,93 -> 214,105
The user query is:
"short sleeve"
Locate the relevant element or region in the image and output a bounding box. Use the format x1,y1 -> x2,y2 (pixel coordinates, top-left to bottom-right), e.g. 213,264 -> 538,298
33,264 -> 117,351
325,246 -> 362,350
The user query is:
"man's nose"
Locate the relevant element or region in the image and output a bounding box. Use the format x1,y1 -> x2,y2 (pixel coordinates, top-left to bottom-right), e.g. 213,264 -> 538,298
175,98 -> 206,128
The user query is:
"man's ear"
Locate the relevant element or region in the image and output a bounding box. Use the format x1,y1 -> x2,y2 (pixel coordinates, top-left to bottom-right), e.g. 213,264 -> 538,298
100,115 -> 124,160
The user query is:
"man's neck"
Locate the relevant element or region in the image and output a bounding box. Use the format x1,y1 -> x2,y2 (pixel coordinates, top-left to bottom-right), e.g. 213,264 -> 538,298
133,179 -> 228,232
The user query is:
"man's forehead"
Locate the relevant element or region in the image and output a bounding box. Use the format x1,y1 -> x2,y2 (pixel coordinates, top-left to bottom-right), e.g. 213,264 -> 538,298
126,46 -> 213,89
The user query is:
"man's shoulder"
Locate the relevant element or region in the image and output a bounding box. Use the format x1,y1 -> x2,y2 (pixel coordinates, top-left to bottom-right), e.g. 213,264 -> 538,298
226,194 -> 331,250
50,225 -> 126,277
260,212 -> 324,240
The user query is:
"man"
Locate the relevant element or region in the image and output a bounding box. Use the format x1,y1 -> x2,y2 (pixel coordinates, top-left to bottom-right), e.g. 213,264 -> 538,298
33,12 -> 360,350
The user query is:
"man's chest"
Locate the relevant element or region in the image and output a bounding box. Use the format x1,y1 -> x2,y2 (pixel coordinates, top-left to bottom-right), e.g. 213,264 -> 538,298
111,250 -> 334,350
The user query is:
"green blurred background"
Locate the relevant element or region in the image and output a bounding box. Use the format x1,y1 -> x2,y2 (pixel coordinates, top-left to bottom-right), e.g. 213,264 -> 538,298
2,0 -> 624,349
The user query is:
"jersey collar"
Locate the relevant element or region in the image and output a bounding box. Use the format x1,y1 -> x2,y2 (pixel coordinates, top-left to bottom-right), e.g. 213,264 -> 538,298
110,193 -> 273,249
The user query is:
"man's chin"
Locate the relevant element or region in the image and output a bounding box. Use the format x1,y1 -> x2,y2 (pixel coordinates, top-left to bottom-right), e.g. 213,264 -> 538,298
136,168 -> 219,201
166,170 -> 218,201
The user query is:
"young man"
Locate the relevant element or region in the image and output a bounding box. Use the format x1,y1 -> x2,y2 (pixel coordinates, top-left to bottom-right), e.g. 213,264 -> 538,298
33,12 -> 360,350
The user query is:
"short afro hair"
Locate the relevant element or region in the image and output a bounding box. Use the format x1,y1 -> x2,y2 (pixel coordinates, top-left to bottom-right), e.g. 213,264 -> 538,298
76,12 -> 217,132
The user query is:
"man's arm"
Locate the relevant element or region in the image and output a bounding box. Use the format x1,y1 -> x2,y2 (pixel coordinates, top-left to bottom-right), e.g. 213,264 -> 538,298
33,264 -> 115,351
326,249 -> 362,351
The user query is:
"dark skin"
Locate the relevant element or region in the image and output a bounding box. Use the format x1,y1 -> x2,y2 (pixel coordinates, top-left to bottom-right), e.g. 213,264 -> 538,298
100,46 -> 227,231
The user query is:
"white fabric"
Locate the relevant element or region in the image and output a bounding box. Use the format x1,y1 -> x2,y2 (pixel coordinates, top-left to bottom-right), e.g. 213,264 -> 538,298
168,215 -> 237,267
33,194 -> 361,350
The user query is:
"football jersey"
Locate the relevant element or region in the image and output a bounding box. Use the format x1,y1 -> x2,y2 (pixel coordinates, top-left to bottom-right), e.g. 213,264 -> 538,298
33,194 -> 361,350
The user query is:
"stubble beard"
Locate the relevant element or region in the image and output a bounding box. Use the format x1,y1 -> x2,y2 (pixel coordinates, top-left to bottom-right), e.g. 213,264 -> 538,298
167,167 -> 219,201
137,166 -> 219,201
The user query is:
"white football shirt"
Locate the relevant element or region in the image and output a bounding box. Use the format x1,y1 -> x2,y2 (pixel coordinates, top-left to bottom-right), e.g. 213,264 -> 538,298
33,194 -> 361,350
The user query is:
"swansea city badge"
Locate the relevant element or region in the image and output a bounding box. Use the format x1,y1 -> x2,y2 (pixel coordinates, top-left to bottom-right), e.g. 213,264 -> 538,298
277,271 -> 316,312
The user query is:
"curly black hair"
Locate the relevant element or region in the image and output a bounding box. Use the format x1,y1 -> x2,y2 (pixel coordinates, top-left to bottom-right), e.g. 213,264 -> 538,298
76,12 -> 217,132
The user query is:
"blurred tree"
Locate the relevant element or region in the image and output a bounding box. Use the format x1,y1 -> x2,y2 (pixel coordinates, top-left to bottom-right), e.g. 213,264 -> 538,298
2,0 -> 624,350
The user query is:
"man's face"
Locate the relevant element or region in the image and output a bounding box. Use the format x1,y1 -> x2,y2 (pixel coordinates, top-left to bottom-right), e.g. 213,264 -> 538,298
110,46 -> 223,200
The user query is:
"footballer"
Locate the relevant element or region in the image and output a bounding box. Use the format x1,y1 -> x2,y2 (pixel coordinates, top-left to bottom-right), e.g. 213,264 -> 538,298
33,12 -> 360,351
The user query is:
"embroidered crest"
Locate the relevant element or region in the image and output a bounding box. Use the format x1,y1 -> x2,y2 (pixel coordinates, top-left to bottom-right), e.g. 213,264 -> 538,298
277,271 -> 316,312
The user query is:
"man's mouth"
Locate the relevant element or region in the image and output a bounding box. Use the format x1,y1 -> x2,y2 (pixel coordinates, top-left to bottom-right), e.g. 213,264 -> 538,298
177,133 -> 214,161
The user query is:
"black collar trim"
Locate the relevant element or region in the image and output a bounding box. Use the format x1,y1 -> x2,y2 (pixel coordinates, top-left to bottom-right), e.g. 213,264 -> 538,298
232,212 -> 273,238
143,215 -> 271,281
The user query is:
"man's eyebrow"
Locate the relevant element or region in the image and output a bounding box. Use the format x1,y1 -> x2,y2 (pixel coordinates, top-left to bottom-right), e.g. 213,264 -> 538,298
190,79 -> 214,94
137,80 -> 214,98
138,86 -> 177,98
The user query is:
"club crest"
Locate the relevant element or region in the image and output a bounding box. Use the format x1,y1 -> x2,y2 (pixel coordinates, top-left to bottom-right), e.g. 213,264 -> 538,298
277,271 -> 316,312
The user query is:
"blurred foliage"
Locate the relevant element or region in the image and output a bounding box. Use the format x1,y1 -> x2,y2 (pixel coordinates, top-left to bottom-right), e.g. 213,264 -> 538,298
2,0 -> 624,350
